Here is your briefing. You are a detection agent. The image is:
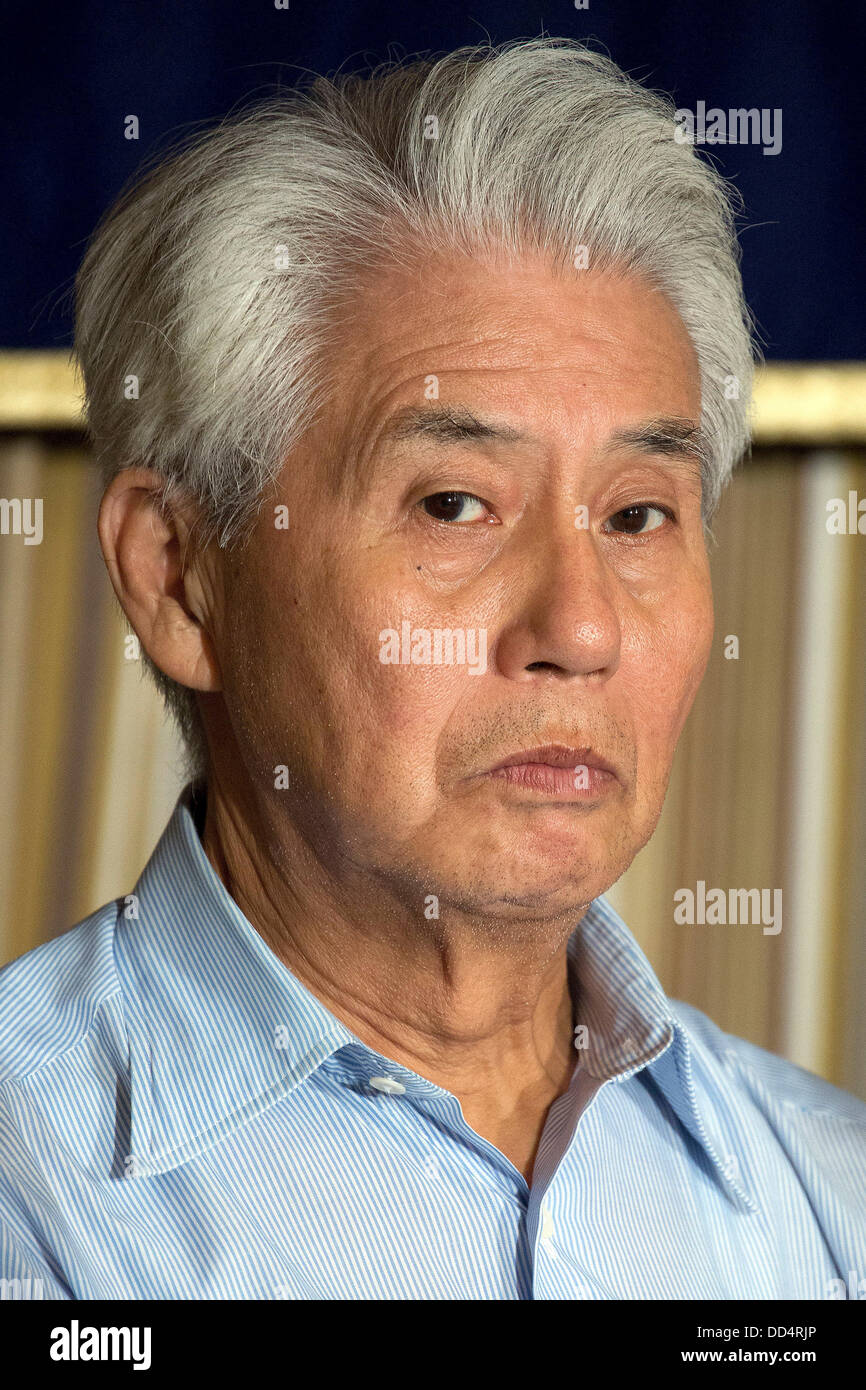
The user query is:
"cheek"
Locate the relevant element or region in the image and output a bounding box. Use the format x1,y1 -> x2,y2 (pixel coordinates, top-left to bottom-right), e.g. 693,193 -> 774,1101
624,580 -> 714,756
229,547 -> 464,784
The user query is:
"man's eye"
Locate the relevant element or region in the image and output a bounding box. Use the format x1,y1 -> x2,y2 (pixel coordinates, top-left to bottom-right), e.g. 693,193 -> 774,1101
419,491 -> 489,524
605,504 -> 672,535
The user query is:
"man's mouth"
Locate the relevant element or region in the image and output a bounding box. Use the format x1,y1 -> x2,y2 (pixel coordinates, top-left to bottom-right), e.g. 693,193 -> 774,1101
481,743 -> 620,799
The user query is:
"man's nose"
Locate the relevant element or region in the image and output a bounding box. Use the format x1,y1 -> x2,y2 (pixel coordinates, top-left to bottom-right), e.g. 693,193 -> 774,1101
492,515 -> 622,683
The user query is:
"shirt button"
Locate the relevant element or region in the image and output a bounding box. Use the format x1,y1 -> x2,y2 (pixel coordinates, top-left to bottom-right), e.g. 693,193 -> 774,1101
369,1076 -> 406,1095
540,1205 -> 555,1241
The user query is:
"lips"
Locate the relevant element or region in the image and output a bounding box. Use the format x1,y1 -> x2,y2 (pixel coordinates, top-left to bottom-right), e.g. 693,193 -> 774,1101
488,743 -> 618,780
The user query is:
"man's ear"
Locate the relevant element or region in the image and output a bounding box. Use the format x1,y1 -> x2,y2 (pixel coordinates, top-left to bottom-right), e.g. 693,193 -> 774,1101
97,467 -> 223,693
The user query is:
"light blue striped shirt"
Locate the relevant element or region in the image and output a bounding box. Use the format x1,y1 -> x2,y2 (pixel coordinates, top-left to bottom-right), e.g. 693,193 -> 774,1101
2,784 -> 865,1300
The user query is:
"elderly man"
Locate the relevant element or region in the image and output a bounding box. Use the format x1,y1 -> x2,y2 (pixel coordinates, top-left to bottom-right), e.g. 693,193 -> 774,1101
1,37 -> 864,1302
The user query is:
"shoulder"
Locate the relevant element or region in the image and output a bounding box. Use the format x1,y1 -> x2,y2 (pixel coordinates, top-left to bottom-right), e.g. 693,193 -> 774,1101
669,996 -> 866,1128
0,902 -> 123,1087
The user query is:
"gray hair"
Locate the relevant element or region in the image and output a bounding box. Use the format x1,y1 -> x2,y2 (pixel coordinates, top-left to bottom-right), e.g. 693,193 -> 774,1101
74,36 -> 757,782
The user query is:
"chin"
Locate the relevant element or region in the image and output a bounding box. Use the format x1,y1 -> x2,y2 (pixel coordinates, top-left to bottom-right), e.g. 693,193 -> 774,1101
436,854 -> 617,917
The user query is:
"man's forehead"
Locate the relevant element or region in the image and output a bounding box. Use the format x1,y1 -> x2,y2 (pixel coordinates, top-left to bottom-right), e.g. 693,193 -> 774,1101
344,249 -> 698,375
322,258 -> 703,492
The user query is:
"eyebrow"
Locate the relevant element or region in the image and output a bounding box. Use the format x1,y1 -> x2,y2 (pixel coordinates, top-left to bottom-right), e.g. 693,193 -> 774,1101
599,418 -> 711,482
380,404 -> 709,480
382,404 -> 523,446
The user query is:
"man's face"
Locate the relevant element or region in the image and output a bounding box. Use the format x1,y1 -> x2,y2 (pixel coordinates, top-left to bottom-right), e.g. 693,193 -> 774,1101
218,249 -> 714,918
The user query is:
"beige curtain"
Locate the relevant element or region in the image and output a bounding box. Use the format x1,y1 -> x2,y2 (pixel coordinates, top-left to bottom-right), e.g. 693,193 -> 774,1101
2,435 -> 864,1098
0,437 -> 184,961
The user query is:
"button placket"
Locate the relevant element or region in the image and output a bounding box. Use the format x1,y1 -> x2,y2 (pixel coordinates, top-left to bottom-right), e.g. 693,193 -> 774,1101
538,1202 -> 558,1258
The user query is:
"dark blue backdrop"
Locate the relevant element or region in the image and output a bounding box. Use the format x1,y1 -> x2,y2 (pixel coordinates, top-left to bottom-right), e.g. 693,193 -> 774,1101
2,0 -> 864,358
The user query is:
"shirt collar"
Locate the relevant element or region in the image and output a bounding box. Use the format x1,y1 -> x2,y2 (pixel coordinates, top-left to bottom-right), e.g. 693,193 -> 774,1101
117,785 -> 756,1210
570,898 -> 758,1213
117,784 -> 356,1179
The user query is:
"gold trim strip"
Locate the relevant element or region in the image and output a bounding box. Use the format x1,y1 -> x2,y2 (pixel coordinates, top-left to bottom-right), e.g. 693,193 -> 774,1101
0,350 -> 864,440
0,351 -> 84,429
751,364 -> 866,442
